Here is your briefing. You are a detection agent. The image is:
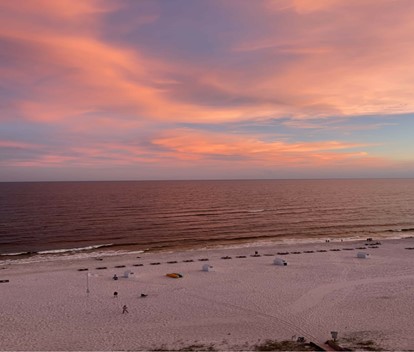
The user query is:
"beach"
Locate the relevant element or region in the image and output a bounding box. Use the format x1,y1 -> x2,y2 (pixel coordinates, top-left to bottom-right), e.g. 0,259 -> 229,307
1,238 -> 414,351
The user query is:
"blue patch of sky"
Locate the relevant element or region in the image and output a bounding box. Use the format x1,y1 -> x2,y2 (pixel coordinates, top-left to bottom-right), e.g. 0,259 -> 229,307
178,113 -> 414,146
103,1 -> 225,58
0,146 -> 43,161
302,114 -> 414,149
0,121 -> 62,145
102,0 -> 296,68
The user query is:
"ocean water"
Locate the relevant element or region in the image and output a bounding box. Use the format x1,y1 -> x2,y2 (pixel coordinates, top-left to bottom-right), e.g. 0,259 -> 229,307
1,179 -> 414,261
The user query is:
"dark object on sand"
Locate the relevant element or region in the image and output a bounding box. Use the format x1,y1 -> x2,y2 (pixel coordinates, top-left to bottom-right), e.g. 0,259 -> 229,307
122,305 -> 128,314
113,274 -> 118,280
113,291 -> 118,298
115,265 -> 126,268
316,250 -> 327,252
96,267 -> 107,270
167,261 -> 178,264
133,264 -> 143,266
304,251 -> 314,253
291,251 -> 301,254
0,279 -> 9,283
236,255 -> 247,258
221,256 -> 232,259
77,268 -> 88,271
150,262 -> 161,265
198,258 -> 209,261
141,293 -> 148,297
183,259 -> 194,262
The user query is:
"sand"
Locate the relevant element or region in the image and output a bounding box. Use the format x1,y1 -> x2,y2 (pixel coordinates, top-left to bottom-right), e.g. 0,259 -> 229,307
1,238 -> 414,351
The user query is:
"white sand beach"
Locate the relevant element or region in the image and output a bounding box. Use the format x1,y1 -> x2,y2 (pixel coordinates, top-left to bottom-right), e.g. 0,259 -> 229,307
1,238 -> 414,351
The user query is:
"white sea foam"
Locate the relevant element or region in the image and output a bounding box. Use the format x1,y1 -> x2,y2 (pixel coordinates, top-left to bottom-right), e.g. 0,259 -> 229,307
37,244 -> 114,255
0,252 -> 30,256
0,248 -> 146,266
246,209 -> 265,213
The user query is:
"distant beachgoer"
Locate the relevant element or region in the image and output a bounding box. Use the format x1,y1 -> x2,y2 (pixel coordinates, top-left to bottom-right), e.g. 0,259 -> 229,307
141,293 -> 148,298
113,291 -> 118,298
113,274 -> 118,280
254,251 -> 258,255
122,305 -> 128,314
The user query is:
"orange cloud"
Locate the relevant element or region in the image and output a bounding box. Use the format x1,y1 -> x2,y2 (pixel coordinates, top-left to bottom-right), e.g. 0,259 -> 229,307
0,0 -> 113,17
151,129 -> 385,168
3,0 -> 414,128
216,0 -> 414,119
1,0 -> 413,180
266,0 -> 343,14
0,1 -> 257,126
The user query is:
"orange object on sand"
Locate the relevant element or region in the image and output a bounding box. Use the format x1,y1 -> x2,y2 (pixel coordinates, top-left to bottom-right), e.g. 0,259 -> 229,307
166,273 -> 183,278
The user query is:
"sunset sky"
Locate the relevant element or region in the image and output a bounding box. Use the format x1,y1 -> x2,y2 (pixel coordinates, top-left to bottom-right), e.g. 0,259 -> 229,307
1,0 -> 414,181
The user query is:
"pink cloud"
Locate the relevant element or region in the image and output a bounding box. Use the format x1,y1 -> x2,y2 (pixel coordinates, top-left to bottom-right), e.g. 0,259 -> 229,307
1,0 -> 413,179
3,0 -> 414,127
151,129 -> 385,168
0,1 -> 256,126
0,140 -> 40,149
216,0 -> 414,118
265,0 -> 344,14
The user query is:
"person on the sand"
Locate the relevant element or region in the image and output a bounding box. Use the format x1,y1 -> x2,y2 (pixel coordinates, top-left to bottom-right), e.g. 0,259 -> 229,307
122,305 -> 128,314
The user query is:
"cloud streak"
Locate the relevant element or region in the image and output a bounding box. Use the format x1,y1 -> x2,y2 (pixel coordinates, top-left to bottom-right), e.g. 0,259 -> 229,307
0,0 -> 413,180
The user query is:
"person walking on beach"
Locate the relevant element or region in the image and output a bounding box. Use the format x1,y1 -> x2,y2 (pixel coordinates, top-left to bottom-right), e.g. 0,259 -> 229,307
122,305 -> 128,314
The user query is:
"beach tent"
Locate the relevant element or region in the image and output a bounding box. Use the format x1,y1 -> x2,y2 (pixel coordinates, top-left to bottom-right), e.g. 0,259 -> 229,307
357,252 -> 370,259
273,258 -> 287,266
123,270 -> 133,278
202,264 -> 213,272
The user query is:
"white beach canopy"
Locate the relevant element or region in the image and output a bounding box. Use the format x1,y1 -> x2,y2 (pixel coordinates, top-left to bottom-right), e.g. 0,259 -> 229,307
202,264 -> 213,272
357,252 -> 370,259
273,258 -> 287,266
123,270 -> 133,278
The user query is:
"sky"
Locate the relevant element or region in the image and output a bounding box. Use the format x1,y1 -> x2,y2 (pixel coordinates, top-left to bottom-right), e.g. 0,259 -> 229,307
1,0 -> 414,181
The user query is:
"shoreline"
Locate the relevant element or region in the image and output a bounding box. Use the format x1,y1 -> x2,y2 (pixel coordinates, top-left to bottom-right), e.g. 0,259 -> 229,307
2,232 -> 413,267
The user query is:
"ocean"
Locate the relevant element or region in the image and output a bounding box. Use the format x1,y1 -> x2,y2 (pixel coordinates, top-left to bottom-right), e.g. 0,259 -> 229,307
1,179 -> 414,262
